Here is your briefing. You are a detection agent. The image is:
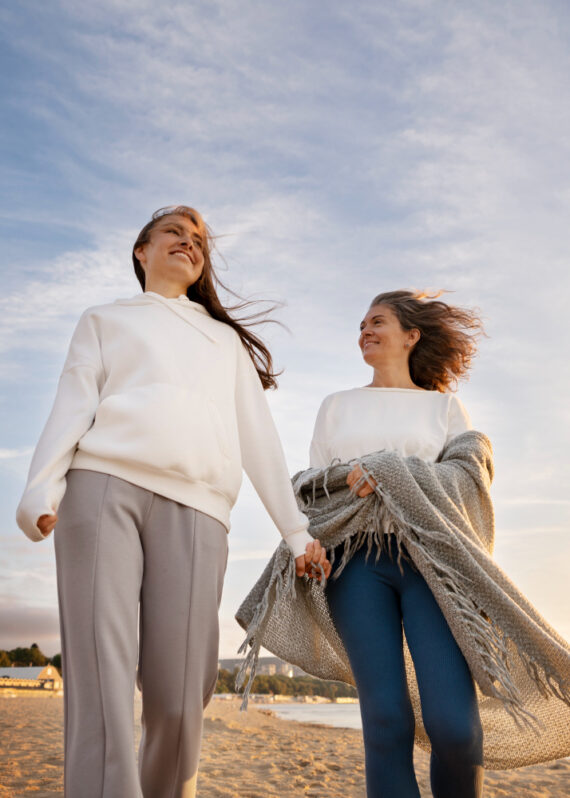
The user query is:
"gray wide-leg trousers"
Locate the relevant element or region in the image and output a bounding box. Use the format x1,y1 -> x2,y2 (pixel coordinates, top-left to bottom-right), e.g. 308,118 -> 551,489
54,469 -> 228,798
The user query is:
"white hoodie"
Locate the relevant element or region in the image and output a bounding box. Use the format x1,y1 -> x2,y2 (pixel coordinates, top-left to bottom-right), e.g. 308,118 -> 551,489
16,292 -> 312,557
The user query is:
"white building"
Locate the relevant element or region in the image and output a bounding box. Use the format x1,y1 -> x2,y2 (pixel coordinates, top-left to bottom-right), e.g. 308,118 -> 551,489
218,656 -> 305,677
0,664 -> 63,691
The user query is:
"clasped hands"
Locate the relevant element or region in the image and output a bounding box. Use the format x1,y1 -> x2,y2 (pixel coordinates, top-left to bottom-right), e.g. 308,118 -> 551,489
39,466 -> 376,579
294,463 -> 377,581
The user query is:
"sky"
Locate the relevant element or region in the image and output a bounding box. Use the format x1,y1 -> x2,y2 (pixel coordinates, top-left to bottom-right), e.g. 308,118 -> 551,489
1,0 -> 569,660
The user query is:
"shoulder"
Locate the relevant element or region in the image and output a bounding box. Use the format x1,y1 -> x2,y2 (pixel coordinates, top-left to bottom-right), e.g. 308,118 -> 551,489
313,389 -> 365,426
69,302 -> 115,334
445,392 -> 469,413
444,392 -> 472,435
78,299 -> 129,322
319,388 -> 362,407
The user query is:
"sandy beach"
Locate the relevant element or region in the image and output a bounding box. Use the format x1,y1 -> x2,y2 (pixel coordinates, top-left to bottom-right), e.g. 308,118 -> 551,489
0,694 -> 568,797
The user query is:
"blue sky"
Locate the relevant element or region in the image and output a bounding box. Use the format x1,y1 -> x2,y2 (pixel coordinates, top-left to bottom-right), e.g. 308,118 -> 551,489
1,0 -> 569,658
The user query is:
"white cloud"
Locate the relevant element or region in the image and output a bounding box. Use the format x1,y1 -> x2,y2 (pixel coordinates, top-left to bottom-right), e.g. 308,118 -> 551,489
2,0 -> 569,656
0,448 -> 34,460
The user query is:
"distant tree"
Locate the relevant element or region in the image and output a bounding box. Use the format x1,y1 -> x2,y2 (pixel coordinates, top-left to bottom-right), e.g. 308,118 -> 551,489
215,668 -> 237,693
51,653 -> 62,671
30,643 -> 48,665
0,650 -> 11,667
8,645 -> 49,667
213,666 -> 358,700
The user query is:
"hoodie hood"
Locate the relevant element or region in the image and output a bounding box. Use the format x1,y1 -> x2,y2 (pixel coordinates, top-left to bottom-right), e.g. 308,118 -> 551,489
114,292 -> 217,342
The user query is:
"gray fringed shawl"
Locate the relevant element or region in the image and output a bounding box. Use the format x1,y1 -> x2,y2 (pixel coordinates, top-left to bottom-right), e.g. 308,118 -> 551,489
235,431 -> 570,770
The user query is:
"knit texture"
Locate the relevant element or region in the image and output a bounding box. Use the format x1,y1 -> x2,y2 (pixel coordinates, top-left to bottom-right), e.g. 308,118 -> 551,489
235,431 -> 570,769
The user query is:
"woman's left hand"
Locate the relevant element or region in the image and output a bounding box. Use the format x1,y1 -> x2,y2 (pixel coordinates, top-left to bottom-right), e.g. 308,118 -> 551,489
346,464 -> 377,497
295,539 -> 331,581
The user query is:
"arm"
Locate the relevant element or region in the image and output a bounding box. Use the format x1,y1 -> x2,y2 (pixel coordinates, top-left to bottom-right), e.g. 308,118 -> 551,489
16,310 -> 104,541
310,395 -> 376,498
234,340 -> 320,566
446,395 -> 473,445
309,397 -> 332,469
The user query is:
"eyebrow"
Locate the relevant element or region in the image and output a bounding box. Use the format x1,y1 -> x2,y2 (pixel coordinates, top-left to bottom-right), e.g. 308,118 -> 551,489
360,313 -> 386,328
161,221 -> 202,240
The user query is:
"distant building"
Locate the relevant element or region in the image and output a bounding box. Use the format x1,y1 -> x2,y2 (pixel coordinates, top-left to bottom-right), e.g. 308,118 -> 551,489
0,664 -> 63,692
219,656 -> 305,678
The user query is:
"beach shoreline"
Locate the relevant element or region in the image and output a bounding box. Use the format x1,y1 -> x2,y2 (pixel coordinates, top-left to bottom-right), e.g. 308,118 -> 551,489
1,694 -> 568,797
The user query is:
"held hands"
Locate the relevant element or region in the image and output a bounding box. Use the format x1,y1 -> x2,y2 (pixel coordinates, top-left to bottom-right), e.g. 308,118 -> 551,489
37,514 -> 58,537
295,539 -> 332,581
346,464 -> 377,497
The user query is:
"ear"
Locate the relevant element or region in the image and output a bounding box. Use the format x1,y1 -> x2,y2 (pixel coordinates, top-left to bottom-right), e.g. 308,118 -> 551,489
134,244 -> 147,268
408,328 -> 421,347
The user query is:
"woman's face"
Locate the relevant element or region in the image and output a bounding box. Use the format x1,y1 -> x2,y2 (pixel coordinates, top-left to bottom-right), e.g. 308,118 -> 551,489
135,214 -> 205,290
359,304 -> 417,365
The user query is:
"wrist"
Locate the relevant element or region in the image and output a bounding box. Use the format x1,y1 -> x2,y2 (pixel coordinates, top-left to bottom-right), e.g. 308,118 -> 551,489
285,528 -> 313,559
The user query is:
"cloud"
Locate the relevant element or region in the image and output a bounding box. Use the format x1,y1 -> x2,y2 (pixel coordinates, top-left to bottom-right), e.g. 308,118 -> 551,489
0,598 -> 61,656
2,0 -> 569,664
0,231 -> 137,359
0,448 -> 34,460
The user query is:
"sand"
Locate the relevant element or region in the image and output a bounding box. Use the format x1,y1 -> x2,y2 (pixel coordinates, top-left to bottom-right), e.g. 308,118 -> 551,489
0,694 -> 568,797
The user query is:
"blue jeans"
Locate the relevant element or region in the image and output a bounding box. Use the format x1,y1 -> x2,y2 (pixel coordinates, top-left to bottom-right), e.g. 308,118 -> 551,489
325,537 -> 483,798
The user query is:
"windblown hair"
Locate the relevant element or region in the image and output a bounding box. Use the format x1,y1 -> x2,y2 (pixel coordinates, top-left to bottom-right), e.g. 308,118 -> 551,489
133,205 -> 280,390
370,290 -> 485,391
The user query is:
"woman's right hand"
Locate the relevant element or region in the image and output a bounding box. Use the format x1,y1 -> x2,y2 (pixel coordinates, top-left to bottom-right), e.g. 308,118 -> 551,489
346,464 -> 377,497
295,539 -> 331,581
37,514 -> 58,537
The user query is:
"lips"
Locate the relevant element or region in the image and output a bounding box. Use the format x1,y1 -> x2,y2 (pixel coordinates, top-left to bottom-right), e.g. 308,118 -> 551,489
171,250 -> 193,263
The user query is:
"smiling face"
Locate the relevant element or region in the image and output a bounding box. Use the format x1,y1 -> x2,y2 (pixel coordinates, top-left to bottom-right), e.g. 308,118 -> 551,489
134,214 -> 205,294
359,304 -> 419,366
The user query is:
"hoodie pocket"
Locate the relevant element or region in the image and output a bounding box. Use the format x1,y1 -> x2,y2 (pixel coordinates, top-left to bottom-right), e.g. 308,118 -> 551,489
78,383 -> 231,484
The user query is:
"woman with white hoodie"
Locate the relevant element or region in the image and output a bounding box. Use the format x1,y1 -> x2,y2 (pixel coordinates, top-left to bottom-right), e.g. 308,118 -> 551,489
16,205 -> 331,798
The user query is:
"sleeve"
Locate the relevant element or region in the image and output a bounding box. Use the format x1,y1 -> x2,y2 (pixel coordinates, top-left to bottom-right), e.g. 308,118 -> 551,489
309,398 -> 332,469
234,339 -> 313,559
16,310 -> 105,542
445,394 -> 472,446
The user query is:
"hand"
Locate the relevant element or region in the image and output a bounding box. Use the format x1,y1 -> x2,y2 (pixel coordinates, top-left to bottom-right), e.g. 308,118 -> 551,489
37,514 -> 58,537
346,464 -> 377,497
295,539 -> 332,581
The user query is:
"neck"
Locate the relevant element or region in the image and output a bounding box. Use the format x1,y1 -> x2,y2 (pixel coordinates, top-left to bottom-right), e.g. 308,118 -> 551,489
367,362 -> 417,389
144,279 -> 189,299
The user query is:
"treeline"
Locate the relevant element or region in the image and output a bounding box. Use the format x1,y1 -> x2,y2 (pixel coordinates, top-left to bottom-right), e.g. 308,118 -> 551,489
215,668 -> 357,699
1,649 -> 356,700
0,643 -> 61,670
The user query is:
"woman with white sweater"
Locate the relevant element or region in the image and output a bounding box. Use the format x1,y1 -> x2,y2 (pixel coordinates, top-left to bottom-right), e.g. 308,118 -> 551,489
16,205 -> 330,798
310,290 -> 485,798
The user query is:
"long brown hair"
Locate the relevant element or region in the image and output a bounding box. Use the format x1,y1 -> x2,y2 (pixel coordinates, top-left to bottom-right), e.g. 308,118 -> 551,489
369,289 -> 485,391
132,206 -> 280,390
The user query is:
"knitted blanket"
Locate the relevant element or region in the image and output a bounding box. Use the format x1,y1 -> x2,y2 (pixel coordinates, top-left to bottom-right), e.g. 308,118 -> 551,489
235,431 -> 570,769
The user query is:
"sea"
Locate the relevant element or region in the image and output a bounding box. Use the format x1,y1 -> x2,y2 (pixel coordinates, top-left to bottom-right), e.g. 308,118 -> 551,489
257,701 -> 362,730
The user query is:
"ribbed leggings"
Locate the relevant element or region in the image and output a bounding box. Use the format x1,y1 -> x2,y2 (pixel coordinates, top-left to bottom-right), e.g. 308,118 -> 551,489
325,537 -> 484,798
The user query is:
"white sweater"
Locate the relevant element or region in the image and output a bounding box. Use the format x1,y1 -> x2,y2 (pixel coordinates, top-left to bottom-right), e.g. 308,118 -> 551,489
16,291 -> 312,557
309,387 -> 472,468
